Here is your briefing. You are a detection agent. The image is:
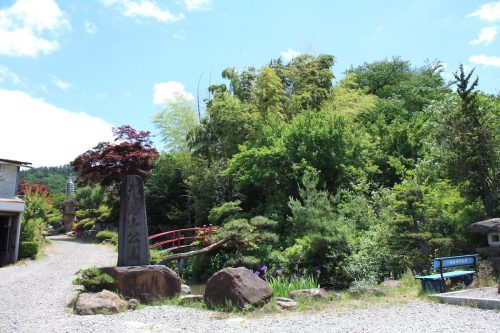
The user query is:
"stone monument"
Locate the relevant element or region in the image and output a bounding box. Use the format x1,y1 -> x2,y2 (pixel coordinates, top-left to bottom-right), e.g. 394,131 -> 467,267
117,175 -> 150,266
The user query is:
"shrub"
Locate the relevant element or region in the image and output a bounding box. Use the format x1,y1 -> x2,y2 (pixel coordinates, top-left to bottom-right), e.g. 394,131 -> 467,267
18,241 -> 39,259
73,220 -> 86,231
96,230 -> 118,245
473,261 -> 497,288
83,219 -> 95,230
150,248 -> 172,265
73,267 -> 115,292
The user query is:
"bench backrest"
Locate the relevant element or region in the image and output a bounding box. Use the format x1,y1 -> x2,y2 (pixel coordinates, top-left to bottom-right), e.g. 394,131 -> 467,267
433,254 -> 479,270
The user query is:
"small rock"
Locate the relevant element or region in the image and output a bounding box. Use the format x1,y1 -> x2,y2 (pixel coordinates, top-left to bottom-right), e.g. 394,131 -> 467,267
127,299 -> 139,310
348,286 -> 386,297
74,289 -> 127,315
381,279 -> 402,288
276,297 -> 298,309
181,284 -> 192,295
180,294 -> 204,303
289,288 -> 327,300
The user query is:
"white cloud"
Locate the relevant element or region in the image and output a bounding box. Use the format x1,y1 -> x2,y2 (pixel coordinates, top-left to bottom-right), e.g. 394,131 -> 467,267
469,2 -> 500,22
185,0 -> 212,11
0,0 -> 70,57
469,54 -> 500,67
470,26 -> 498,45
0,89 -> 114,167
281,49 -> 301,61
0,66 -> 24,86
173,30 -> 186,40
51,76 -> 73,91
84,21 -> 97,34
102,0 -> 184,23
153,81 -> 193,105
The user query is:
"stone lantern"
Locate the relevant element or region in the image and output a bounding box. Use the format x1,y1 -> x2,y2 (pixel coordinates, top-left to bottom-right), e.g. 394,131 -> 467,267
61,199 -> 78,232
468,218 -> 500,270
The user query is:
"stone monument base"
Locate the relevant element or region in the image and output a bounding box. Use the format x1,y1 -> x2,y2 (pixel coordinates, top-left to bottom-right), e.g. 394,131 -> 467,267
101,265 -> 181,304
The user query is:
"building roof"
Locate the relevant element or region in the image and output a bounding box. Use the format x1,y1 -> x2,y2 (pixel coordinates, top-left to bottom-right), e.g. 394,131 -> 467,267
0,158 -> 32,167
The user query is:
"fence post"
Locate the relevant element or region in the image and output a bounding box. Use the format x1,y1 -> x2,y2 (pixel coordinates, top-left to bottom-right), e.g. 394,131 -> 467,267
202,225 -> 206,247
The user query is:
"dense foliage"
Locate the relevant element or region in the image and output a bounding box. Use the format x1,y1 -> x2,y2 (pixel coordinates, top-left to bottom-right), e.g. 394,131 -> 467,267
149,55 -> 497,285
74,54 -> 497,287
19,165 -> 72,195
18,187 -> 53,259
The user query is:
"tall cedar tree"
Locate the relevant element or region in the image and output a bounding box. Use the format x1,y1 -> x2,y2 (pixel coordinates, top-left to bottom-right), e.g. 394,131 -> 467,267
447,66 -> 498,217
71,125 -> 159,188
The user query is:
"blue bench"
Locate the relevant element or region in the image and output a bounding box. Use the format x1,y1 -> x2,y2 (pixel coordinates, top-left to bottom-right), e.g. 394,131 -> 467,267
415,254 -> 479,293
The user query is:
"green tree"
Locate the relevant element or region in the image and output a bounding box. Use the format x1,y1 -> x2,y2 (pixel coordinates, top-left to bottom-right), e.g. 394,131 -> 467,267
253,67 -> 285,119
188,92 -> 259,161
145,152 -> 201,227
438,65 -> 499,217
153,96 -> 199,152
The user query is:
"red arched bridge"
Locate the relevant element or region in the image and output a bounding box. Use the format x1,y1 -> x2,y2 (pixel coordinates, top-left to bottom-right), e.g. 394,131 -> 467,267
148,225 -> 219,252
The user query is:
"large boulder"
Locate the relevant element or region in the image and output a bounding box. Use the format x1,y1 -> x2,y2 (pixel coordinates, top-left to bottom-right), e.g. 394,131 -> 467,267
204,267 -> 273,309
74,289 -> 127,315
101,265 -> 181,304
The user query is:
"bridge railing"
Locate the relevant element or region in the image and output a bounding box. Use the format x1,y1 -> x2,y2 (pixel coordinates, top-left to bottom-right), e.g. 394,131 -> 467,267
148,225 -> 219,251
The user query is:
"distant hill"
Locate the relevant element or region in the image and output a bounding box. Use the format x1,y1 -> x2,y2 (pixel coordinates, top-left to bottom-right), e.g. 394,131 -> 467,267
19,165 -> 73,195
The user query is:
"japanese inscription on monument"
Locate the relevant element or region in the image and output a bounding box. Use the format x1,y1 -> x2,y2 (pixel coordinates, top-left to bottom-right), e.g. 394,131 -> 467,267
117,175 -> 150,266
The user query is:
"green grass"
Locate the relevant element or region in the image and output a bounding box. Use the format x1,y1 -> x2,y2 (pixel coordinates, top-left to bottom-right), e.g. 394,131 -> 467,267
268,275 -> 319,297
140,271 -> 429,317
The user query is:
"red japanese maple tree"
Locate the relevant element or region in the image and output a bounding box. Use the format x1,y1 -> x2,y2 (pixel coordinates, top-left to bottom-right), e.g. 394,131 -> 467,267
71,125 -> 159,187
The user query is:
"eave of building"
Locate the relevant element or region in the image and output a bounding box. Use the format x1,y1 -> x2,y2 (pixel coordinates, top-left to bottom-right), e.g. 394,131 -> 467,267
0,198 -> 25,213
0,158 -> 32,167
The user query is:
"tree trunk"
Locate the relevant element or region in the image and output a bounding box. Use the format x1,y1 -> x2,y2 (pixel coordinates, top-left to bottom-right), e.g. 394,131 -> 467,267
158,236 -> 234,265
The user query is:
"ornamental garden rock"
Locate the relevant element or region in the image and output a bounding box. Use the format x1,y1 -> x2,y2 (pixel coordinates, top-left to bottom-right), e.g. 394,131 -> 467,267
74,289 -> 127,315
204,267 -> 273,309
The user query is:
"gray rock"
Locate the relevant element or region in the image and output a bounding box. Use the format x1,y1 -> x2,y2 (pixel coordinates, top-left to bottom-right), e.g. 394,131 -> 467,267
381,279 -> 402,288
181,284 -> 192,295
101,265 -> 181,304
127,299 -> 139,310
468,218 -> 500,234
180,294 -> 204,303
204,267 -> 273,309
289,288 -> 327,299
348,286 -> 387,297
276,297 -> 298,309
74,289 -> 127,315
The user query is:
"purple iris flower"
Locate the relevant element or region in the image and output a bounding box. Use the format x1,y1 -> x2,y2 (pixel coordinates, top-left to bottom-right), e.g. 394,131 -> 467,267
275,268 -> 283,275
315,268 -> 321,274
253,270 -> 260,276
260,265 -> 268,272
293,274 -> 299,281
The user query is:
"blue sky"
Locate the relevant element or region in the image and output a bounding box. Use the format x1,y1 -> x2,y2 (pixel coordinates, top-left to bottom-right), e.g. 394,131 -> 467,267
0,0 -> 499,166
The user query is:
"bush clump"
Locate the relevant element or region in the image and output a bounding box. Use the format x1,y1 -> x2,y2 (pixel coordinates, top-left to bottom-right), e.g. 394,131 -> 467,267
96,230 -> 118,245
73,267 -> 115,292
18,241 -> 39,259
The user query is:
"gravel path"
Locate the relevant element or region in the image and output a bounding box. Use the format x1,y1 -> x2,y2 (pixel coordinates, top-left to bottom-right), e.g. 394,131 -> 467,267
1,236 -> 499,333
